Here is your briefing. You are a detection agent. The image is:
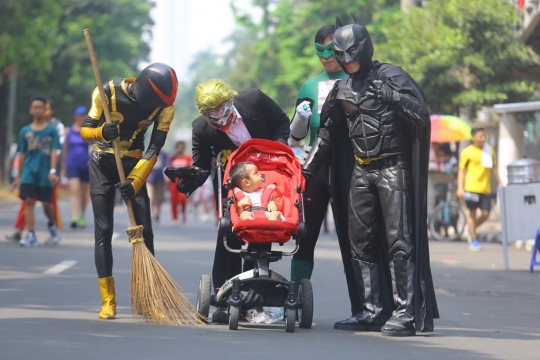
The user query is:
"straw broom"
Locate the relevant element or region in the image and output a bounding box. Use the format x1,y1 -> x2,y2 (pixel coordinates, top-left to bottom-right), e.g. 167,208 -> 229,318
84,29 -> 204,326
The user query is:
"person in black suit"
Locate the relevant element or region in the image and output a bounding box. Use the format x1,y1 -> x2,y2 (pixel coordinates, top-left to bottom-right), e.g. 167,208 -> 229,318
176,78 -> 290,323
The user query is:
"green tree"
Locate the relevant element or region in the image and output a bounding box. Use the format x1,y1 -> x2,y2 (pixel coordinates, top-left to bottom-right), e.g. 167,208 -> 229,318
0,0 -> 64,76
0,0 -> 153,182
15,0 -> 154,123
375,0 -> 540,115
175,49 -> 230,128
226,0 -> 399,112
1,0 -> 64,181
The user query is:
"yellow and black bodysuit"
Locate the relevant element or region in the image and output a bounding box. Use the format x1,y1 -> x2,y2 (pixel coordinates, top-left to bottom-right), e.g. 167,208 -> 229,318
81,77 -> 174,278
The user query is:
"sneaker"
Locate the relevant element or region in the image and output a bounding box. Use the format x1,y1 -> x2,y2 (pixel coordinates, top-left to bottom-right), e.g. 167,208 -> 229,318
70,221 -> 78,229
19,232 -> 38,247
78,217 -> 86,228
469,239 -> 482,252
47,224 -> 61,244
6,232 -> 22,242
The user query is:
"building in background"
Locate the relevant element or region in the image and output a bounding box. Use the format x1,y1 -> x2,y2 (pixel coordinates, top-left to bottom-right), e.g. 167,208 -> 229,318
488,1 -> 540,184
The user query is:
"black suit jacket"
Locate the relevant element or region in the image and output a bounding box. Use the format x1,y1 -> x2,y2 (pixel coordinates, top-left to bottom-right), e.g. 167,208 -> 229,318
191,89 -> 290,180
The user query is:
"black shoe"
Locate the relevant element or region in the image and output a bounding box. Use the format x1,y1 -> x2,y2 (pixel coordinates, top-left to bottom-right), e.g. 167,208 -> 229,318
382,259 -> 416,337
334,312 -> 383,331
6,232 -> 22,242
381,316 -> 416,337
211,308 -> 228,324
335,259 -> 384,331
70,221 -> 77,229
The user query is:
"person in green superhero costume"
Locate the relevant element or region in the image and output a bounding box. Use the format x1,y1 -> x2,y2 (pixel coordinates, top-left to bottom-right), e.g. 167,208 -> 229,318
289,25 -> 361,322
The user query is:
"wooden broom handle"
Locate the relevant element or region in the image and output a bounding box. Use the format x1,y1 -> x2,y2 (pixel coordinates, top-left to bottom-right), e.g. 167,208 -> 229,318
84,29 -> 137,226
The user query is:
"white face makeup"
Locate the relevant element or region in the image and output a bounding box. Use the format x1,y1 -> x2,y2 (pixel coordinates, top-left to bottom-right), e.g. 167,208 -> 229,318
206,101 -> 237,131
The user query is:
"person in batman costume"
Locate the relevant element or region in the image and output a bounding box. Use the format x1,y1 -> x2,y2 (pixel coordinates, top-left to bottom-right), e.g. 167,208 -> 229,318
302,16 -> 438,336
81,62 -> 178,320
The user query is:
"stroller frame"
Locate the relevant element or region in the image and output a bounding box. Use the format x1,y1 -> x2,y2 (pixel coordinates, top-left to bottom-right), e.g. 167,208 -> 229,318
196,149 -> 312,332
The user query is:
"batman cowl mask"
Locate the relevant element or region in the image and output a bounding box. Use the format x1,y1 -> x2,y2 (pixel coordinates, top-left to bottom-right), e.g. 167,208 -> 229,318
333,15 -> 374,77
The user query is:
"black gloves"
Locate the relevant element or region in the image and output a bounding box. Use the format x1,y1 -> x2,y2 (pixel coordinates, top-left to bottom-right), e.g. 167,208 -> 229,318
366,79 -> 398,106
115,179 -> 135,199
163,166 -> 210,197
102,120 -> 120,141
176,177 -> 202,198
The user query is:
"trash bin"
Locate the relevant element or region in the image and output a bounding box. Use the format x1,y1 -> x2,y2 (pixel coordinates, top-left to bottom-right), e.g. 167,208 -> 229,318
507,157 -> 540,184
499,157 -> 540,269
501,157 -> 540,242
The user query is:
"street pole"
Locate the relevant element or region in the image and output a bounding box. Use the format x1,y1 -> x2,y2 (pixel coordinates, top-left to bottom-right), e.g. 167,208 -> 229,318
4,63 -> 17,185
499,187 -> 510,270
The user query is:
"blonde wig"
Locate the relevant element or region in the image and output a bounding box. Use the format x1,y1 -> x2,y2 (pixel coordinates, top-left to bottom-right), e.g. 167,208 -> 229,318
195,79 -> 238,116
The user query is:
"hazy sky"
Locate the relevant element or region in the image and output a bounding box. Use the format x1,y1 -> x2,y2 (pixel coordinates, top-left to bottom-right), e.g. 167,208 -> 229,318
148,0 -> 253,83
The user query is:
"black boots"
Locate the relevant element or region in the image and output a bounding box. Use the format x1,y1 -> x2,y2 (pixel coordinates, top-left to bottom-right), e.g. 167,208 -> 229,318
334,259 -> 384,331
335,258 -> 416,336
381,259 -> 416,337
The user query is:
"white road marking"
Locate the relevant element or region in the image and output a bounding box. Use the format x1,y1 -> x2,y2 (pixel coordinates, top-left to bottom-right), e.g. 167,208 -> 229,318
43,260 -> 77,275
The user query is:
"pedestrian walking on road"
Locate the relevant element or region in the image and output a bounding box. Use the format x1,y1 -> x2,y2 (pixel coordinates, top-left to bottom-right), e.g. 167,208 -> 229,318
190,177 -> 214,223
10,96 -> 62,247
146,150 -> 169,224
62,105 -> 91,229
44,99 -> 65,230
457,127 -> 503,251
168,141 -> 191,225
6,99 -> 64,242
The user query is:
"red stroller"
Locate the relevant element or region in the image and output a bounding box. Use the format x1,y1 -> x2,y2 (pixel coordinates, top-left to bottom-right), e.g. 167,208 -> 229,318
195,139 -> 313,332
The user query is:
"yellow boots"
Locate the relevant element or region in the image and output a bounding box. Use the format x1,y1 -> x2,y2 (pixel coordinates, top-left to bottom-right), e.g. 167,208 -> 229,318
98,277 -> 117,319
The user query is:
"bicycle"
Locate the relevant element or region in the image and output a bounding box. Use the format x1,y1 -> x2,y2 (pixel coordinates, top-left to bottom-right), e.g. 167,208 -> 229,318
428,177 -> 467,242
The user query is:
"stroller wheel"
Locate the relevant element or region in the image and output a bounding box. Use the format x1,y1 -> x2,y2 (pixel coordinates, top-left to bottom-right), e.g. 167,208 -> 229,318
298,279 -> 314,329
229,305 -> 240,330
196,274 -> 212,323
285,307 -> 296,333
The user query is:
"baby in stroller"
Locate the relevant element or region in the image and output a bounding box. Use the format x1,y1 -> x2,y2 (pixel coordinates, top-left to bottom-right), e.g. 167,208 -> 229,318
195,139 -> 313,332
230,161 -> 284,222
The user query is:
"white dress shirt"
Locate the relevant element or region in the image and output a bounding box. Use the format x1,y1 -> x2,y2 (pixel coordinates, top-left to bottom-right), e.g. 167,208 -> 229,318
225,107 -> 252,146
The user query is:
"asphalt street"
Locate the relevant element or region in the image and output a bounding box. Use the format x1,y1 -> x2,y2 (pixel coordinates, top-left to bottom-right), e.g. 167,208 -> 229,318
1,199 -> 539,360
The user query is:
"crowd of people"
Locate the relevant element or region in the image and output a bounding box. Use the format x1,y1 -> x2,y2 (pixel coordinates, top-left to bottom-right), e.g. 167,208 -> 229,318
5,16 -> 508,338
6,100 -> 214,248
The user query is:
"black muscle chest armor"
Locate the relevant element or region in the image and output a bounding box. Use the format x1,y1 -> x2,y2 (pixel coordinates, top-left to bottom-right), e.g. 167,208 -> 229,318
337,77 -> 406,158
95,78 -> 162,151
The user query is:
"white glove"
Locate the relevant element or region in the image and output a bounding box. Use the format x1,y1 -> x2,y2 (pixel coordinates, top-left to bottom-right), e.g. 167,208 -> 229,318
296,101 -> 312,120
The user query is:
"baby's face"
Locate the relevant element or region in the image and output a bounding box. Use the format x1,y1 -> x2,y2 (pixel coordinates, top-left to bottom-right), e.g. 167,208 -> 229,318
243,164 -> 264,191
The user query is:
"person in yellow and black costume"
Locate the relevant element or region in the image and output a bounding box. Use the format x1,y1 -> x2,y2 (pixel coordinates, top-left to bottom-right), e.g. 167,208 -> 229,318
81,63 -> 178,320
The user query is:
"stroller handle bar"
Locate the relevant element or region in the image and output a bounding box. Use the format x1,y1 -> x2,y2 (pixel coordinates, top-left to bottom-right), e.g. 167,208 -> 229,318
217,152 -> 225,218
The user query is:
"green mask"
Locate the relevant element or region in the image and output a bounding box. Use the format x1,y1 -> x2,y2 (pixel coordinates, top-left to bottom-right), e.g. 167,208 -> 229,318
315,42 -> 335,59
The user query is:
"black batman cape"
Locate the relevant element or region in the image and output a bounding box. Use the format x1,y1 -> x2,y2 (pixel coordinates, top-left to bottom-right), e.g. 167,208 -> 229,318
320,60 -> 439,332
